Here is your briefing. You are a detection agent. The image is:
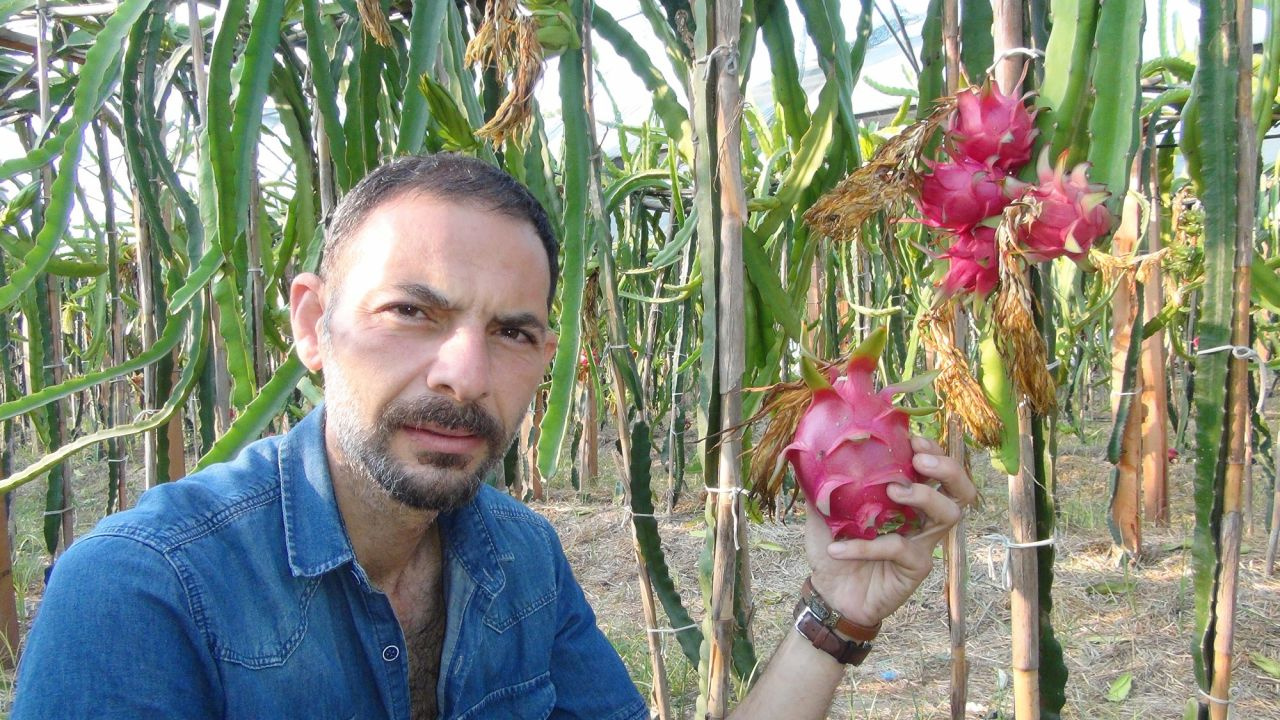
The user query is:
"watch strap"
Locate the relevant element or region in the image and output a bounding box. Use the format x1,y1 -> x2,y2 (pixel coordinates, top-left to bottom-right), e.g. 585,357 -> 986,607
792,600 -> 873,666
800,577 -> 881,643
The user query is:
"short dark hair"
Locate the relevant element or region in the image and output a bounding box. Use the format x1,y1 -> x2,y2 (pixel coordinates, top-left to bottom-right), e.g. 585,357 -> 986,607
320,153 -> 559,307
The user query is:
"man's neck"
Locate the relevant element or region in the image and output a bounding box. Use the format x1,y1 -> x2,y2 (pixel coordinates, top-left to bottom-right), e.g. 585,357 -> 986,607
327,451 -> 442,591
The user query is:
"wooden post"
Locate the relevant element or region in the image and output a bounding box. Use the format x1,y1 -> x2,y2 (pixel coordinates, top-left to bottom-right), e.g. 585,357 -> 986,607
1110,186 -> 1143,559
706,0 -> 748,713
941,3 -> 969,717
1140,120 -> 1169,525
1208,0 -> 1255,713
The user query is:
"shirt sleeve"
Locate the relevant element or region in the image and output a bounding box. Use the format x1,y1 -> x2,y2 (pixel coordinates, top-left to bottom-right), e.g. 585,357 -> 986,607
546,531 -> 650,720
11,533 -> 222,719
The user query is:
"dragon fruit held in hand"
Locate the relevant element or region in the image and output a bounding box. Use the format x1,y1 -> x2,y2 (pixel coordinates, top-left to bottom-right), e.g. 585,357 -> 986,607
946,81 -> 1039,171
1016,150 -> 1113,263
918,157 -> 1014,231
940,226 -> 999,297
785,328 -> 936,541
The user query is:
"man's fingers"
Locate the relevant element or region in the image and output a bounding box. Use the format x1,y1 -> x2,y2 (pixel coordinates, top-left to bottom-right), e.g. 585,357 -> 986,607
910,435 -> 944,456
888,482 -> 963,532
910,451 -> 978,507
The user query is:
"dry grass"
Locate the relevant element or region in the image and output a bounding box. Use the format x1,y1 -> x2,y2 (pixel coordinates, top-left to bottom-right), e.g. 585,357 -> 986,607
544,435 -> 1280,719
0,422 -> 1278,719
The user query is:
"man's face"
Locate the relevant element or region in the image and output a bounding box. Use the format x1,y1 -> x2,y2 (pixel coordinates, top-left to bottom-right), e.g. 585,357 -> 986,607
312,195 -> 557,511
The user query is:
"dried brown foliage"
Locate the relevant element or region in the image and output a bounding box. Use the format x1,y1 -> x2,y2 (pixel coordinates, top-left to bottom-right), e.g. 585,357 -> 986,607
803,97 -> 955,241
993,204 -> 1057,414
745,379 -> 815,518
356,0 -> 394,47
466,0 -> 544,146
919,303 -> 1004,448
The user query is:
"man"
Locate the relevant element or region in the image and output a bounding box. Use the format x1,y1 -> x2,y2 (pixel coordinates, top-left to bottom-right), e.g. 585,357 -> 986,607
13,154 -> 975,719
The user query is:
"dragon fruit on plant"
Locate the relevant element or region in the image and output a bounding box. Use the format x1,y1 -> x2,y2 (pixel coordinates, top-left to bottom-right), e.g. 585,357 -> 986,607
940,226 -> 999,297
917,157 -> 1015,231
785,328 -> 936,541
946,81 -> 1039,171
1016,150 -> 1113,263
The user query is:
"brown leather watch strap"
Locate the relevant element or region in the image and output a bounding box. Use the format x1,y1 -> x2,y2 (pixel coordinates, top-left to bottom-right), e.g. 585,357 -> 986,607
793,601 -> 873,666
800,577 -> 882,643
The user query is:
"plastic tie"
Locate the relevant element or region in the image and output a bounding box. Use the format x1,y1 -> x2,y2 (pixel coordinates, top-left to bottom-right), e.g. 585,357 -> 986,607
1196,344 -> 1270,412
706,486 -> 750,551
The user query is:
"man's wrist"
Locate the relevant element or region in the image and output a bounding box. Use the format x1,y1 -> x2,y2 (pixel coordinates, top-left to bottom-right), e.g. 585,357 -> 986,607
800,577 -> 882,642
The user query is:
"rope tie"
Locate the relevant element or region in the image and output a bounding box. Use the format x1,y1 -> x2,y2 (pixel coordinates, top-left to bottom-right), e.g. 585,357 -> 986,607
982,533 -> 1057,591
984,47 -> 1045,78
646,622 -> 698,635
1197,688 -> 1230,706
694,44 -> 737,80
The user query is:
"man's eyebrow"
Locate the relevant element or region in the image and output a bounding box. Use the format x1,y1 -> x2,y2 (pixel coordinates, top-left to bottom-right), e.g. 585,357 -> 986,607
392,282 -> 454,309
494,311 -> 550,333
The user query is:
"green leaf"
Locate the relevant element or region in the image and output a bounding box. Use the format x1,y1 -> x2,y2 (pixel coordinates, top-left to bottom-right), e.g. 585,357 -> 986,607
1251,653 -> 1280,679
1106,673 -> 1133,702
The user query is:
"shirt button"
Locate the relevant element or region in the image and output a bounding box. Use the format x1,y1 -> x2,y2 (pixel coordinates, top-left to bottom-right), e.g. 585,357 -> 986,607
382,645 -> 400,662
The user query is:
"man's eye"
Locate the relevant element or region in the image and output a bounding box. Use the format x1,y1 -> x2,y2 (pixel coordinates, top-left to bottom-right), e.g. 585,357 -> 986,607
499,327 -> 536,344
390,304 -> 425,318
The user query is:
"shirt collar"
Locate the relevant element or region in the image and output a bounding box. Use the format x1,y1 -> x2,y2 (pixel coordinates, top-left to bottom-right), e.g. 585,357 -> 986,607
277,406 -> 507,598
278,406 -> 355,578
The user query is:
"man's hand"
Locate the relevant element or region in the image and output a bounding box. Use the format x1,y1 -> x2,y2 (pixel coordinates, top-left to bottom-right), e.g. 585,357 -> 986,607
805,435 -> 977,628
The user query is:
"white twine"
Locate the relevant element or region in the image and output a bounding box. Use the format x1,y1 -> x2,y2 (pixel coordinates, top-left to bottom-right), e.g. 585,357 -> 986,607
706,486 -> 751,551
984,47 -> 1045,78
246,266 -> 265,275
1196,344 -> 1270,413
42,507 -> 70,517
982,533 -> 1057,591
1197,688 -> 1231,706
1110,391 -> 1138,397
1045,360 -> 1061,371
646,622 -> 698,636
694,44 -> 737,80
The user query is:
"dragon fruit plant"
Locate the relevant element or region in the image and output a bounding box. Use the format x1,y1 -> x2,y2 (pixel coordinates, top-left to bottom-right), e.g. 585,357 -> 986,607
783,327 -> 937,541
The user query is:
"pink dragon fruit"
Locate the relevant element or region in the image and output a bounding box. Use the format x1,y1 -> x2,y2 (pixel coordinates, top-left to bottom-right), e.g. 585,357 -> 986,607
785,328 -> 936,541
940,226 -> 999,296
946,81 -> 1039,171
918,158 -> 1015,231
1017,151 -> 1113,262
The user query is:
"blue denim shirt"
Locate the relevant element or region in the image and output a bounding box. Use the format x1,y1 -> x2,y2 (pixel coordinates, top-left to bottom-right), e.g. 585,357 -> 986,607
13,408 -> 648,720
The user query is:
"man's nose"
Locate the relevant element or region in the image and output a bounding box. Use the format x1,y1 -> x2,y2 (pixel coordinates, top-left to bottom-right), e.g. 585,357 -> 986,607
427,327 -> 491,403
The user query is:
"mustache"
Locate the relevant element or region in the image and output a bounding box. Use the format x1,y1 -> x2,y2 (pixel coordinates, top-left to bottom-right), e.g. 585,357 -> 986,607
378,396 -> 504,447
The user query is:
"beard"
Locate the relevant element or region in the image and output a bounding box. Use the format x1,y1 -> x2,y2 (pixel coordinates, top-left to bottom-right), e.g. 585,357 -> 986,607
325,382 -> 511,513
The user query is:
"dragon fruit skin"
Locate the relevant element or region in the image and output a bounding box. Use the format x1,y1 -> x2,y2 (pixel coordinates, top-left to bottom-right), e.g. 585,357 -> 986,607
785,328 -> 927,541
947,81 -> 1039,171
1017,151 -> 1113,263
918,158 -> 1015,231
941,226 -> 999,297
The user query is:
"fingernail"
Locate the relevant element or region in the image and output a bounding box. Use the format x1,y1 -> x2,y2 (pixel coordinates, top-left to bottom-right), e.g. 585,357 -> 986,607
888,483 -> 909,498
915,454 -> 938,469
828,542 -> 846,554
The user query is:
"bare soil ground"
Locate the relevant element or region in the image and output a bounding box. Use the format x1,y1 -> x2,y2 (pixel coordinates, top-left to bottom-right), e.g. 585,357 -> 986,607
543,436 -> 1280,719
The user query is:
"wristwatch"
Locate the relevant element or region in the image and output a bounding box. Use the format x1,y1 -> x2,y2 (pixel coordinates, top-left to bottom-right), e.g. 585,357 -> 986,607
792,577 -> 880,665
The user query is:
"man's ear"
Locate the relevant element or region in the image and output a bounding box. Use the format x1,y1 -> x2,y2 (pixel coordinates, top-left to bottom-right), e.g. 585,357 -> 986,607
290,272 -> 327,372
542,331 -> 559,366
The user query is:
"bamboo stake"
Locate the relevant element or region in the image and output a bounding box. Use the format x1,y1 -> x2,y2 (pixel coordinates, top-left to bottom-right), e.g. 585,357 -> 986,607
991,4 -> 1040,715
96,118 -> 127,510
580,4 -> 672,716
706,0 -> 748,715
1208,1 -> 1256,713
1141,119 -> 1170,525
940,3 -> 969,717
35,0 -> 74,551
1110,183 -> 1143,559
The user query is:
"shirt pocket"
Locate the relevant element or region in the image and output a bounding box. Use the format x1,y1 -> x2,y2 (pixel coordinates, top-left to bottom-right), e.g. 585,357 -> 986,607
454,672 -> 554,720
